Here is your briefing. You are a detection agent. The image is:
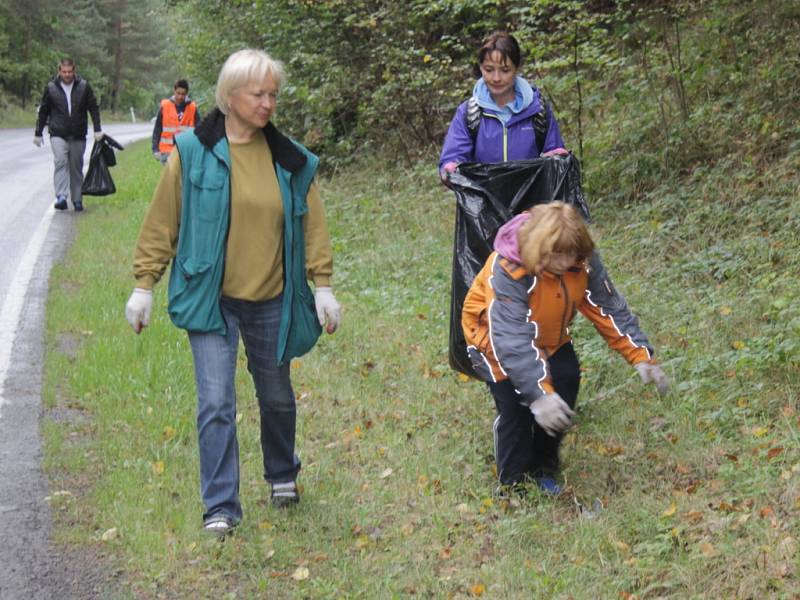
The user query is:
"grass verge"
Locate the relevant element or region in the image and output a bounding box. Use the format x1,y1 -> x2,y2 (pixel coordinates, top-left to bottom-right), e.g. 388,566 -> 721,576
42,141 -> 799,598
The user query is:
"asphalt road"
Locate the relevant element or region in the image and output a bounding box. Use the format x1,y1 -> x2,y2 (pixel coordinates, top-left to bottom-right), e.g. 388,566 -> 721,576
0,123 -> 152,600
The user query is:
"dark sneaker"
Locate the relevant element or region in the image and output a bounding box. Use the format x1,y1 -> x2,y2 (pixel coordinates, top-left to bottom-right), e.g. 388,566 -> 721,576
535,477 -> 562,496
73,201 -> 83,212
203,513 -> 235,538
54,197 -> 68,210
271,481 -> 299,508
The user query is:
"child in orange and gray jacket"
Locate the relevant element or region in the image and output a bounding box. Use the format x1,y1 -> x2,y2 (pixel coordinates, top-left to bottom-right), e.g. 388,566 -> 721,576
462,202 -> 668,494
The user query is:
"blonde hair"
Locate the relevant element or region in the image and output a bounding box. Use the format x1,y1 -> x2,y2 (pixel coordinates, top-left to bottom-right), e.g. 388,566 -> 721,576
215,49 -> 286,114
518,202 -> 594,274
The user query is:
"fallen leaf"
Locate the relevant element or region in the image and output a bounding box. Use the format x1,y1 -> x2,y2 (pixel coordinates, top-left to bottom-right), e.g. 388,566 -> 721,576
684,510 -> 703,523
380,468 -> 393,479
699,542 -> 715,557
162,426 -> 176,441
766,447 -> 784,460
612,540 -> 630,553
438,547 -> 452,559
719,306 -> 732,316
152,461 -> 165,475
469,583 -> 486,597
457,373 -> 471,383
759,506 -> 775,518
291,566 -> 309,581
662,502 -> 677,517
101,527 -> 118,541
731,340 -> 745,350
752,427 -> 769,438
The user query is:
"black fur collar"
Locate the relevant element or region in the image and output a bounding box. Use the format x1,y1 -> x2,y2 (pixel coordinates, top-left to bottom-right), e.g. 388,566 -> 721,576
194,108 -> 306,172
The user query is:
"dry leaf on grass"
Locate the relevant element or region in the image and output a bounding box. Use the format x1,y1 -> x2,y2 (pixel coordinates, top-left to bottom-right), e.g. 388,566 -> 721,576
291,566 -> 309,581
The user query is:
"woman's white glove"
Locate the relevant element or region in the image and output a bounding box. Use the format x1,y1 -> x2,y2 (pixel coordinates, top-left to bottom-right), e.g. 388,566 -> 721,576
530,393 -> 575,437
634,361 -> 670,395
125,288 -> 153,334
314,286 -> 341,334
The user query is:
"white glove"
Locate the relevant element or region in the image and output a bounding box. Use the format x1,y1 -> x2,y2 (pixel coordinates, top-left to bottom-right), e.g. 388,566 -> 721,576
125,288 -> 153,334
33,136 -> 43,147
314,286 -> 341,334
530,393 -> 575,437
153,151 -> 161,161
94,131 -> 104,142
634,361 -> 670,395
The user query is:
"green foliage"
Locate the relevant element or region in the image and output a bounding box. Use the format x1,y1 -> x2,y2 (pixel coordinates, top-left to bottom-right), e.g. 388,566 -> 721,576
0,0 -> 177,115
163,0 -> 799,198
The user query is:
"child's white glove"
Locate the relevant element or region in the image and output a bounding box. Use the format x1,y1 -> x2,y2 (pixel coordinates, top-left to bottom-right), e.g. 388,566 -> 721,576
125,288 -> 153,334
530,393 -> 575,437
634,361 -> 669,395
314,286 -> 341,334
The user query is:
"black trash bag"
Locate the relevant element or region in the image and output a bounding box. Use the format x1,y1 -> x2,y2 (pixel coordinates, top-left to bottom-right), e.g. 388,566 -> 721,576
447,154 -> 591,376
81,134 -> 124,196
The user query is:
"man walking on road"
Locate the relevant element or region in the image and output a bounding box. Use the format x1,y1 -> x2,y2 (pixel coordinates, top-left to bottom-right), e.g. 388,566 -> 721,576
33,58 -> 104,212
151,79 -> 199,165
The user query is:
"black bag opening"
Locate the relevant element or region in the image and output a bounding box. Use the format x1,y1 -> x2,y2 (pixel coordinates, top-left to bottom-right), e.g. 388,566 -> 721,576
447,154 -> 590,377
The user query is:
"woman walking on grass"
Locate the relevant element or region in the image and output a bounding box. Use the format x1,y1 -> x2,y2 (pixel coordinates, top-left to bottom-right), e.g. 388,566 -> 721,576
124,49 -> 341,536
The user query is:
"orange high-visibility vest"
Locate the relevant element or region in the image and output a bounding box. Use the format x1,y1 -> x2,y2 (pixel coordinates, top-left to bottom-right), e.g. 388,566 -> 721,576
158,99 -> 197,154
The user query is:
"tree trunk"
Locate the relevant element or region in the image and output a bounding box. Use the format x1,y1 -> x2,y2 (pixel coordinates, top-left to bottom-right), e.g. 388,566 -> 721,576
110,15 -> 123,112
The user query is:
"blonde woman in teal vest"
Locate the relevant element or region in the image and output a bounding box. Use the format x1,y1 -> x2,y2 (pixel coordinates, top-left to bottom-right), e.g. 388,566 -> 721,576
125,49 -> 341,536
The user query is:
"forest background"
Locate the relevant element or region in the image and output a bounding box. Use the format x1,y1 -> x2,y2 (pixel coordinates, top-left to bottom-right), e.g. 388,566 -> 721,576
1,0 -> 797,199
2,0 -> 799,598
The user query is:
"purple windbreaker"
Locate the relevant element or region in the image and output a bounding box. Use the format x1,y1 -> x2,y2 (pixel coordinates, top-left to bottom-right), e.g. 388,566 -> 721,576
438,84 -> 565,170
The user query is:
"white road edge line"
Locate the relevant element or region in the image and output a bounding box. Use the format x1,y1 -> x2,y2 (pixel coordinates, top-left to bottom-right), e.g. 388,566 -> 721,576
0,206 -> 55,417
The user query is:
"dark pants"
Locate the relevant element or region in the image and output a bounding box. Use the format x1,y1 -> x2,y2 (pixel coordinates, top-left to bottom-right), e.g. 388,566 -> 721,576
487,342 -> 580,485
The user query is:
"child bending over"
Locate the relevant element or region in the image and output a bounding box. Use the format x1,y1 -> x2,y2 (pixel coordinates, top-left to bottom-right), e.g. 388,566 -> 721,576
461,202 -> 668,494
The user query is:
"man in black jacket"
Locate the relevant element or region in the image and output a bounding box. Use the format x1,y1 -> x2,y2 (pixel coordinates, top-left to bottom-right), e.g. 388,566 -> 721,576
33,58 -> 104,212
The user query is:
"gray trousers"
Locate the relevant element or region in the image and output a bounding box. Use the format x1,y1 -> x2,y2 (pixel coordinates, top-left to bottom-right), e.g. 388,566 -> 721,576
50,136 -> 86,206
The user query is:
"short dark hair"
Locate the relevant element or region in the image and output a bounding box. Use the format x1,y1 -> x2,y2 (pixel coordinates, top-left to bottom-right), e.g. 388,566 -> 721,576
59,58 -> 75,68
174,79 -> 189,91
477,31 -> 522,68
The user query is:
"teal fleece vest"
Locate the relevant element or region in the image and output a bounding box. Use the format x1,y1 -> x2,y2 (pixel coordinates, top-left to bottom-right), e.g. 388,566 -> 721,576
169,131 -> 322,363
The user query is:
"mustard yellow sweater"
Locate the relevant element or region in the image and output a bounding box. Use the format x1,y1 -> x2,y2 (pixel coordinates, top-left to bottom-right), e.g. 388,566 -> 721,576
133,134 -> 332,300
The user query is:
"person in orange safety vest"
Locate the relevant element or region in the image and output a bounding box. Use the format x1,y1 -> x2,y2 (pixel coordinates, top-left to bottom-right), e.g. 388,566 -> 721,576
151,79 -> 200,165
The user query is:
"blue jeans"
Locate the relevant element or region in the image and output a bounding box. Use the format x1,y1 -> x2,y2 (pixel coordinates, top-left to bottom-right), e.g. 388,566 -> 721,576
188,295 -> 301,522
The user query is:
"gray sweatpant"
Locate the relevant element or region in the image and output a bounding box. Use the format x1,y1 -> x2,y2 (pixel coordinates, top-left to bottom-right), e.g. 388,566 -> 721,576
50,136 -> 86,206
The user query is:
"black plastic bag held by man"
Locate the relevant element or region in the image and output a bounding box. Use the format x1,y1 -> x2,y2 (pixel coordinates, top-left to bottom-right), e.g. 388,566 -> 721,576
447,155 -> 594,376
82,133 -> 124,196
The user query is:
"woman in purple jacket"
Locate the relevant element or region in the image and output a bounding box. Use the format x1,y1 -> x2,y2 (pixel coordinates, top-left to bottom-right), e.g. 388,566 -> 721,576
440,32 -> 670,496
439,31 -> 568,181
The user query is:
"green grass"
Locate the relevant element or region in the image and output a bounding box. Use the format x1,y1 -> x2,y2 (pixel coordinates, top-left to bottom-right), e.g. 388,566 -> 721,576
0,102 -> 39,128
42,140 -> 799,599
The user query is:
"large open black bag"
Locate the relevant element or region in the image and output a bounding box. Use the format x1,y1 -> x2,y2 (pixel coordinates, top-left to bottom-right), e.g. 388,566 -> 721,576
81,134 -> 124,196
447,154 -> 591,376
